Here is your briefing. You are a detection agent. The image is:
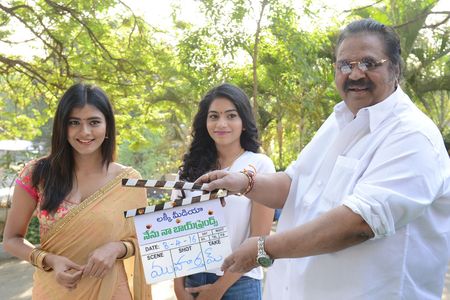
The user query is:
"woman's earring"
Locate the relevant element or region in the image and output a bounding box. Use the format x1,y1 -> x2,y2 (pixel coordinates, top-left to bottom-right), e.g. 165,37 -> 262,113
105,135 -> 109,139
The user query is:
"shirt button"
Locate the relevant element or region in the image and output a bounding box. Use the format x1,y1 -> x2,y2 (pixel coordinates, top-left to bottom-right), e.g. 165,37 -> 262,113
317,180 -> 323,187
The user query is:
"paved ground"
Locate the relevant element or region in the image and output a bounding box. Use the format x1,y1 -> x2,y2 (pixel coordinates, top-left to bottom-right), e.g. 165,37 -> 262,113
1,244 -> 449,300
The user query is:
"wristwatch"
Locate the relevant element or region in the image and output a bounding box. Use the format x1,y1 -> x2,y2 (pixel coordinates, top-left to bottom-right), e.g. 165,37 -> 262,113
256,236 -> 274,267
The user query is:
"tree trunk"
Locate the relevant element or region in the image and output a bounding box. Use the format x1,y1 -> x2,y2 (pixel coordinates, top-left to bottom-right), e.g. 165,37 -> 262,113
252,0 -> 268,127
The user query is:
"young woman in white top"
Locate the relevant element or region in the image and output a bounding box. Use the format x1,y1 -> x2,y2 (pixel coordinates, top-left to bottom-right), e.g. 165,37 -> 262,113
173,83 -> 275,300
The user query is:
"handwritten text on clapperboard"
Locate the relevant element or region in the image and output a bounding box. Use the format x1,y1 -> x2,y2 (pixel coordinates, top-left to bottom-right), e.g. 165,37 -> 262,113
133,199 -> 232,283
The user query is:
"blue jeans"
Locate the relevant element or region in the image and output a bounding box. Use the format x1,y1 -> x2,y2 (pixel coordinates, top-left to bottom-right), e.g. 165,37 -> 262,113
185,272 -> 262,300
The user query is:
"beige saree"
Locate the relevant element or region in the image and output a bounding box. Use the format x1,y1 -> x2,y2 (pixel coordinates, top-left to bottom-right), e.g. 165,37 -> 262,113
32,167 -> 152,300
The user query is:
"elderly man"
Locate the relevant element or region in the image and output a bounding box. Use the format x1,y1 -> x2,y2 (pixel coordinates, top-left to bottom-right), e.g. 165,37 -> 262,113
198,18 -> 450,299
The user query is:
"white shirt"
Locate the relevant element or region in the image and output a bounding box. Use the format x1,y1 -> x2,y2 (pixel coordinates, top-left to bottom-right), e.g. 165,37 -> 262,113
174,151 -> 276,280
264,87 -> 450,300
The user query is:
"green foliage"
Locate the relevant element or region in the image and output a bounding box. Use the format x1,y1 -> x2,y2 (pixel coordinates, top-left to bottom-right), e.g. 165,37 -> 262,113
25,216 -> 40,245
0,0 -> 449,175
347,0 -> 450,143
147,193 -> 172,206
118,124 -> 182,179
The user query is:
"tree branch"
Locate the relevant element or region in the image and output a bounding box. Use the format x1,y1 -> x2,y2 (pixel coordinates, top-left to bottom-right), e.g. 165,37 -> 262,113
44,0 -> 112,58
343,0 -> 384,13
424,13 -> 450,29
0,3 -> 71,76
252,0 -> 268,126
117,0 -> 139,49
0,55 -> 48,84
415,75 -> 450,95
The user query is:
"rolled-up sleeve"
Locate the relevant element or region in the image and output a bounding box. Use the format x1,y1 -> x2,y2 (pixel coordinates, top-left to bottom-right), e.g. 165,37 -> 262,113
343,130 -> 444,239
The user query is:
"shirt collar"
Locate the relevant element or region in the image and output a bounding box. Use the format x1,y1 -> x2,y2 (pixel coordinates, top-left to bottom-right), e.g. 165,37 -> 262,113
334,87 -> 405,132
334,101 -> 354,130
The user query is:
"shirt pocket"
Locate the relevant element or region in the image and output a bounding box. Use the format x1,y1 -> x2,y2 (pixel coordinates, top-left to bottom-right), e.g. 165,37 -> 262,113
321,155 -> 360,208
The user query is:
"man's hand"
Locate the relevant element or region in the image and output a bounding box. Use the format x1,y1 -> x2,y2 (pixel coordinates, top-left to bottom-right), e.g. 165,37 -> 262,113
174,277 -> 194,300
185,283 -> 225,300
221,237 -> 259,273
195,170 -> 248,194
83,242 -> 123,278
174,287 -> 195,300
44,254 -> 83,290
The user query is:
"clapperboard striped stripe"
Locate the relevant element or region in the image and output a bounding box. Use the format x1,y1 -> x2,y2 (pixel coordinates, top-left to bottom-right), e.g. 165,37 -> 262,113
123,189 -> 229,218
122,178 -> 229,218
122,178 -> 208,191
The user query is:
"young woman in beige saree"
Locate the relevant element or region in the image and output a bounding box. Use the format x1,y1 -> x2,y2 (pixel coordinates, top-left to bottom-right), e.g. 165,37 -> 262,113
31,167 -> 151,299
3,83 -> 152,300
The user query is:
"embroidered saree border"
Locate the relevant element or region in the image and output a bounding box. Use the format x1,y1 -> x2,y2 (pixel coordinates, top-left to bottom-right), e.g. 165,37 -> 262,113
41,167 -> 136,243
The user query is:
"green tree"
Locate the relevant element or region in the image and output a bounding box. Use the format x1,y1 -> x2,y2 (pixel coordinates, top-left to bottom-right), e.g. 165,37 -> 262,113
1,0 -> 448,178
347,0 -> 450,137
0,0 -> 188,175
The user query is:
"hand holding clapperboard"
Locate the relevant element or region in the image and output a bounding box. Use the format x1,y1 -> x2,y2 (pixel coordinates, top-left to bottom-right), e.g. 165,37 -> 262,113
122,179 -> 233,284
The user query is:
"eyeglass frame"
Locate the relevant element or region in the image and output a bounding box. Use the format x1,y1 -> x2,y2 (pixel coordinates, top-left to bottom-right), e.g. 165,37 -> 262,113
334,58 -> 389,74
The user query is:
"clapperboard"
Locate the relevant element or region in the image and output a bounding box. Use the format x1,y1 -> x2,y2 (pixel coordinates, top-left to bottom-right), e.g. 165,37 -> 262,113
123,179 -> 233,284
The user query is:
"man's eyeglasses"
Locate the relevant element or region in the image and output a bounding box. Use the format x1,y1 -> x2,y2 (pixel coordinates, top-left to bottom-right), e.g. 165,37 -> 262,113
335,58 -> 388,74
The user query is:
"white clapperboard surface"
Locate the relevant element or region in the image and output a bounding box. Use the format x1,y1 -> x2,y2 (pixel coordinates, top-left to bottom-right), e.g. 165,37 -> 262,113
123,178 -> 232,284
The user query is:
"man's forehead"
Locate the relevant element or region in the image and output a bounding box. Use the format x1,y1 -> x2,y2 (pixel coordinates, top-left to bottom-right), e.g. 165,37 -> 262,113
339,32 -> 383,45
336,34 -> 385,57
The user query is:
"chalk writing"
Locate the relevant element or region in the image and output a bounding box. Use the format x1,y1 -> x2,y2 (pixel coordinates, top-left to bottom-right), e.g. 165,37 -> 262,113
150,260 -> 175,279
205,247 -> 223,265
174,250 -> 205,272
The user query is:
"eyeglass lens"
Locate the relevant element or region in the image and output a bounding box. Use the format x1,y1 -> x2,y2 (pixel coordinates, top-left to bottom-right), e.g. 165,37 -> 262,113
340,61 -> 370,73
338,58 -> 386,74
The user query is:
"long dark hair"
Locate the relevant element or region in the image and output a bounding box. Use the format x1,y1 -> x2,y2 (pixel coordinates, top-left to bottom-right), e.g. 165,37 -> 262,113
32,83 -> 116,213
180,83 -> 260,181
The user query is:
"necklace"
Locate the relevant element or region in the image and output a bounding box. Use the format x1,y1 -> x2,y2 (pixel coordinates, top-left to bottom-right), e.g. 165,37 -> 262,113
221,148 -> 245,171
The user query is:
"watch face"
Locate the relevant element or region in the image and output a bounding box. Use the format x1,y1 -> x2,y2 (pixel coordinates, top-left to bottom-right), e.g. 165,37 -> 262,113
257,256 -> 273,267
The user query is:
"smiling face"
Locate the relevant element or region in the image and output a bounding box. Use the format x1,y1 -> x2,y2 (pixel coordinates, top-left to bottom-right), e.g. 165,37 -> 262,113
206,97 -> 243,150
335,33 -> 398,115
67,104 -> 107,158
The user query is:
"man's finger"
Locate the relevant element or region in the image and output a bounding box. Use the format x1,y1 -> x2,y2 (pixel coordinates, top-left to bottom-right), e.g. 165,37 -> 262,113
206,177 -> 227,191
185,284 -> 210,293
194,173 -> 210,184
210,170 -> 228,181
185,286 -> 200,293
195,170 -> 227,185
221,255 -> 234,272
228,263 -> 241,273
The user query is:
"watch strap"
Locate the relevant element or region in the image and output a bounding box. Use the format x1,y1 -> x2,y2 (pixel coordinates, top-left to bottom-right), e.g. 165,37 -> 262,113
256,236 -> 273,267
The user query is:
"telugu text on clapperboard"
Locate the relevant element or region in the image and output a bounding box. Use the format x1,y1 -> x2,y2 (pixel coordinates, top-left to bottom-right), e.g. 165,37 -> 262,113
129,199 -> 232,283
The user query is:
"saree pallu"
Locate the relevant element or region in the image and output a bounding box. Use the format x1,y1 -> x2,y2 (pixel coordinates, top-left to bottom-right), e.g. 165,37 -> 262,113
32,167 -> 152,300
